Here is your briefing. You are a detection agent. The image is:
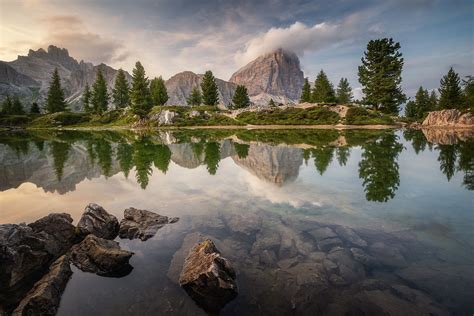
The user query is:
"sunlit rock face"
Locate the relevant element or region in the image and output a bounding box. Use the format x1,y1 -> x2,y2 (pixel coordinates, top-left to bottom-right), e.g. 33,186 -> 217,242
2,45 -> 131,110
0,143 -> 121,194
165,71 -> 237,107
232,144 -> 303,186
422,109 -> 474,128
229,48 -> 304,105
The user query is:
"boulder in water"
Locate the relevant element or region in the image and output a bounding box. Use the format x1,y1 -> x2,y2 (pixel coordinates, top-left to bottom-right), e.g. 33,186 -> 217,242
119,207 -> 178,241
77,203 -> 119,240
179,239 -> 238,313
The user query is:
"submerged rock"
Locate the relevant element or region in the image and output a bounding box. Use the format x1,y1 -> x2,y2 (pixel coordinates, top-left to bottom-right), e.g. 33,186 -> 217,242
77,203 -> 119,240
0,213 -> 76,288
70,234 -> 133,277
12,255 -> 72,316
179,239 -> 238,313
119,207 -> 179,241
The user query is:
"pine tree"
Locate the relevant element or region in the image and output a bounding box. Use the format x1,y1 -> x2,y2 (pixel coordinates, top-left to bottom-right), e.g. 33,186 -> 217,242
438,67 -> 463,109
268,99 -> 276,107
428,90 -> 438,110
415,86 -> 430,117
336,78 -> 353,104
201,70 -> 219,106
462,76 -> 474,108
404,101 -> 417,119
30,102 -> 40,114
1,96 -> 13,114
300,78 -> 311,103
112,69 -> 129,109
358,38 -> 406,114
231,85 -> 250,109
82,83 -> 92,112
187,87 -> 202,106
46,68 -> 67,113
311,70 -> 336,103
11,97 -> 24,115
150,76 -> 168,106
91,67 -> 109,114
130,61 -> 152,118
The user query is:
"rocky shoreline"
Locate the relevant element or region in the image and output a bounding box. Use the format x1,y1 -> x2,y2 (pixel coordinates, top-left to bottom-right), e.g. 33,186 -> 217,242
0,204 -> 181,315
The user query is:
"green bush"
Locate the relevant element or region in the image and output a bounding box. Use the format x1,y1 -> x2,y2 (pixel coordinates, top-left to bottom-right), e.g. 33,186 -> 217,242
0,115 -> 31,127
345,107 -> 394,125
31,112 -> 91,127
236,107 -> 340,125
172,113 -> 243,126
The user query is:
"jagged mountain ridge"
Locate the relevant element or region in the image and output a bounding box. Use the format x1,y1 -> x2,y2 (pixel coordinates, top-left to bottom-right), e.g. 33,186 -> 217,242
1,45 -> 132,111
229,48 -> 304,105
0,46 -> 305,109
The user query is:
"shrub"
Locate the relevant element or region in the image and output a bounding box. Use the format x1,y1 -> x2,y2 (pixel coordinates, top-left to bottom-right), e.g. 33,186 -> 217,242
236,107 -> 340,125
31,112 -> 91,127
345,107 -> 394,125
0,115 -> 31,127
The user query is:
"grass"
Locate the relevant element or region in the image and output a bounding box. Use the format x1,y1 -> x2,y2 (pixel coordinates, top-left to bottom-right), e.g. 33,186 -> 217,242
0,115 -> 32,127
236,107 -> 340,125
345,107 -> 394,125
29,112 -> 91,127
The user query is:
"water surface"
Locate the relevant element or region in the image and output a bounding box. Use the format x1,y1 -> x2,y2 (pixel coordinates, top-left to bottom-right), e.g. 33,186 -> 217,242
0,128 -> 473,315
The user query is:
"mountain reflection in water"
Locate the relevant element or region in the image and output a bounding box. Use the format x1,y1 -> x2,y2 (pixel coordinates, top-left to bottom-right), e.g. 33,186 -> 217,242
0,128 -> 473,315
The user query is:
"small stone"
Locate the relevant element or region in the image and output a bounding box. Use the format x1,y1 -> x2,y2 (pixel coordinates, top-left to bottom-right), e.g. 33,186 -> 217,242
77,203 -> 119,240
179,239 -> 238,314
70,234 -> 134,277
308,227 -> 337,241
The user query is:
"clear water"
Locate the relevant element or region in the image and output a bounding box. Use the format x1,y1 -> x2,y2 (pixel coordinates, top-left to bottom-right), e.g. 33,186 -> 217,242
0,128 -> 473,315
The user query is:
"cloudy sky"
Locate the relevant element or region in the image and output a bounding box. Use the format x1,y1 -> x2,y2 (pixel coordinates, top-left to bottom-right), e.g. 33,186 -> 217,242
0,0 -> 472,98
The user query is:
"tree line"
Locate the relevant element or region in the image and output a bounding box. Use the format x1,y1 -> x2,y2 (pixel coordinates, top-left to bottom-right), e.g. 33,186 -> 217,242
299,38 -> 473,116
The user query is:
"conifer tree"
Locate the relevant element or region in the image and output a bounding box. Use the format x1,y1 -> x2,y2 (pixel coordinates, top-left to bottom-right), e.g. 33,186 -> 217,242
1,96 -> 13,114
336,78 -> 353,104
46,68 -> 67,113
187,87 -> 202,106
30,102 -> 40,114
82,83 -> 92,112
428,90 -> 438,110
112,69 -> 129,109
268,98 -> 276,107
300,78 -> 311,103
405,86 -> 431,120
404,100 -> 417,119
92,67 -> 109,114
462,76 -> 474,108
358,38 -> 406,114
438,67 -> 463,109
201,71 -> 219,106
12,97 -> 25,114
231,85 -> 250,109
150,76 -> 168,106
130,61 -> 152,118
312,70 -> 336,103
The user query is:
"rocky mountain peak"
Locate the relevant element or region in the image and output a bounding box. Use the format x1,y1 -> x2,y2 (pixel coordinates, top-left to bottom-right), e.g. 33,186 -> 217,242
26,45 -> 78,70
229,48 -> 304,104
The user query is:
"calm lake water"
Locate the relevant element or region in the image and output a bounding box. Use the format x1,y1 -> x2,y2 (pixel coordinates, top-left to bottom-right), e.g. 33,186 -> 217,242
0,128 -> 473,315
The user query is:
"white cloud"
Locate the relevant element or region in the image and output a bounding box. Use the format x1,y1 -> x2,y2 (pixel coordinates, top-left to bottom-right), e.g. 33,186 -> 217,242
235,14 -> 364,66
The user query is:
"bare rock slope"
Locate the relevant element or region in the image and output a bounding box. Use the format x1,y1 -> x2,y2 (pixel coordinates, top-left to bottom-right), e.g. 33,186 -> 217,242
422,109 -> 474,128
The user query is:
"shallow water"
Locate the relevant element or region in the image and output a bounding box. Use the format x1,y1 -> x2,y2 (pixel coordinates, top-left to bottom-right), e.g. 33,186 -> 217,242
0,128 -> 473,315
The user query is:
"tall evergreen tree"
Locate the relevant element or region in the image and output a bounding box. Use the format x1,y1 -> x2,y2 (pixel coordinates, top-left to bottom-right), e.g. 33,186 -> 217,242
150,76 -> 168,105
358,38 -> 406,114
268,98 -> 276,107
231,85 -> 250,109
462,76 -> 474,108
11,97 -> 24,115
30,102 -> 40,114
336,78 -> 353,104
92,67 -> 109,114
112,69 -> 130,109
201,70 -> 219,106
187,87 -> 202,106
312,70 -> 336,103
438,67 -> 463,109
46,68 -> 67,113
1,96 -> 13,114
428,90 -> 438,110
300,78 -> 311,102
404,101 -> 417,119
82,83 -> 92,112
405,87 -> 432,120
130,61 -> 152,118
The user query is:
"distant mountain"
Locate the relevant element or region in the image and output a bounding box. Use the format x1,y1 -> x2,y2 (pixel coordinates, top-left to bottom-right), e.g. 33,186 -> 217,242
229,48 -> 304,105
165,71 -> 237,107
0,45 -> 131,111
0,46 -> 306,110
